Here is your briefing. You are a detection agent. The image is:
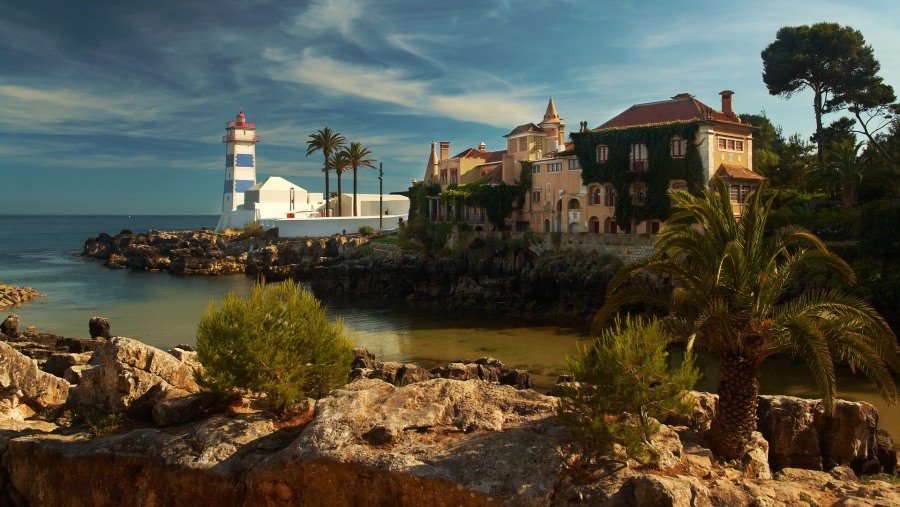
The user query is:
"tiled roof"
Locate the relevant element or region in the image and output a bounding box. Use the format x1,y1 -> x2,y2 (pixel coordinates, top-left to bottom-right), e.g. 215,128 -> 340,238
715,163 -> 765,181
596,93 -> 742,130
451,148 -> 506,161
504,123 -> 542,137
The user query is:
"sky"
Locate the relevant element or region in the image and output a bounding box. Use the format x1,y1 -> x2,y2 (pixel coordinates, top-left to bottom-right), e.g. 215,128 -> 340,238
2,0 -> 898,215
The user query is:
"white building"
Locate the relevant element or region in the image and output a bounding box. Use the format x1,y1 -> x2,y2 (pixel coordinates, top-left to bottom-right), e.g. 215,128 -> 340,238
215,112 -> 409,236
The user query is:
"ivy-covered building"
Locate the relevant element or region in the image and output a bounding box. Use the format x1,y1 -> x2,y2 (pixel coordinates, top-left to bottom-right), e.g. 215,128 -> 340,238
418,99 -> 569,230
571,91 -> 763,234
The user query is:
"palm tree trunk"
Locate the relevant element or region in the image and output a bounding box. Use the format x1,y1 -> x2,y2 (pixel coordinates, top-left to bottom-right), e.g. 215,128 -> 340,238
325,170 -> 330,217
336,171 -> 343,217
352,168 -> 358,217
710,354 -> 759,460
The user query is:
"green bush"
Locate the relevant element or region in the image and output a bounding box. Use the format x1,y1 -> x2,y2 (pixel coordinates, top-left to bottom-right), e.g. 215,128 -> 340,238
196,280 -> 354,408
557,317 -> 699,466
236,221 -> 265,239
358,225 -> 377,236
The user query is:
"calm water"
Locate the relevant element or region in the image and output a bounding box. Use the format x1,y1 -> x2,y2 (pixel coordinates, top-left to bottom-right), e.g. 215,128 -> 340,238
2,215 -> 898,444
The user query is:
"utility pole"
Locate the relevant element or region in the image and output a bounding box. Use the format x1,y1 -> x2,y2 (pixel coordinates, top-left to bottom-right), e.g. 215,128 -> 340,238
379,162 -> 383,231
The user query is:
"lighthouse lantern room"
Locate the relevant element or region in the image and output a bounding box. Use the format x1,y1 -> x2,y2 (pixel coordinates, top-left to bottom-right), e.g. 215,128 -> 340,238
222,111 -> 260,212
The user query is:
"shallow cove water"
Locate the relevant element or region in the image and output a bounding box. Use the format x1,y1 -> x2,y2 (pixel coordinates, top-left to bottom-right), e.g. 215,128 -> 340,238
2,215 -> 898,448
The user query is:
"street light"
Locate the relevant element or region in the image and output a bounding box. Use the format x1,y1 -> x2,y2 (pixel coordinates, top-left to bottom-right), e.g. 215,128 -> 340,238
379,162 -> 383,231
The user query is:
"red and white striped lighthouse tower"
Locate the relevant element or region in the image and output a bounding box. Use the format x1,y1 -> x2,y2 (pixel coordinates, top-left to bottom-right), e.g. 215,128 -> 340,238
222,111 -> 260,212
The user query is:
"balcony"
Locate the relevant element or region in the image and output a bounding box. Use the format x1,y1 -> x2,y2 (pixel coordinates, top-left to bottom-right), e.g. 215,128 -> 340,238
226,121 -> 257,128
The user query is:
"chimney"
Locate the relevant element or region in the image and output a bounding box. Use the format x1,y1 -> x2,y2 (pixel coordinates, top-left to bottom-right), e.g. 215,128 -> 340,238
439,141 -> 450,161
720,90 -> 734,117
478,142 -> 486,151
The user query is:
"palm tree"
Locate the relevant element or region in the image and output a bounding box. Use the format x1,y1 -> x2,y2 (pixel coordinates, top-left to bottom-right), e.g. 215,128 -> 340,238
329,150 -> 351,217
806,139 -> 865,206
341,142 -> 376,217
306,128 -> 346,217
593,177 -> 899,461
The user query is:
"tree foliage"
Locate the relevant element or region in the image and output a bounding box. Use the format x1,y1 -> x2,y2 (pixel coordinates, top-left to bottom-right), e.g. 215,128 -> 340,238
557,317 -> 699,466
306,128 -> 346,217
196,280 -> 355,408
594,177 -> 900,460
762,23 -> 893,165
342,142 -> 377,217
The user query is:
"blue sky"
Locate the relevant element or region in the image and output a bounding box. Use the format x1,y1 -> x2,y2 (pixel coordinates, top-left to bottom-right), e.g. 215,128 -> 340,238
2,0 -> 898,215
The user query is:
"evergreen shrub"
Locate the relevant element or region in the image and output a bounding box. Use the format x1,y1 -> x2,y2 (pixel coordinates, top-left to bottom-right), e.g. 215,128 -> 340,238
358,225 -> 377,236
557,317 -> 699,466
195,280 -> 354,408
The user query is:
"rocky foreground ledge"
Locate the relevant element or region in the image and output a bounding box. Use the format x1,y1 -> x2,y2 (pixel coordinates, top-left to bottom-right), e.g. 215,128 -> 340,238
1,324 -> 899,505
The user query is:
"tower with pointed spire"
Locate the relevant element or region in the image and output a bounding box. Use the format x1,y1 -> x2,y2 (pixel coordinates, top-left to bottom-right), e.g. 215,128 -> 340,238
423,140 -> 439,184
222,111 -> 260,212
538,98 -> 566,152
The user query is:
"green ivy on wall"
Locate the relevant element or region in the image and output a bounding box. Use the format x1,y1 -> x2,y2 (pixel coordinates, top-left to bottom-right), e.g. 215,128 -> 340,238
407,182 -> 441,218
571,122 -> 705,225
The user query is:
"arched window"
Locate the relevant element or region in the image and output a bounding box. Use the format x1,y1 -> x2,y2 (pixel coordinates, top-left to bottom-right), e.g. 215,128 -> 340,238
633,183 -> 647,205
592,187 -> 602,205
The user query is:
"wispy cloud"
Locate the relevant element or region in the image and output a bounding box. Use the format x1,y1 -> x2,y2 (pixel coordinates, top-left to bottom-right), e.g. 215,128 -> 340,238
263,48 -> 535,128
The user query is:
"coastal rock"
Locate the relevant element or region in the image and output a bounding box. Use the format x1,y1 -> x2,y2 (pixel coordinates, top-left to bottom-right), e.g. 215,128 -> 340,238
0,284 -> 44,310
0,341 -> 70,421
250,378 -> 566,505
41,352 -> 92,378
88,316 -> 110,339
0,314 -> 18,336
757,395 -> 887,474
69,337 -> 200,417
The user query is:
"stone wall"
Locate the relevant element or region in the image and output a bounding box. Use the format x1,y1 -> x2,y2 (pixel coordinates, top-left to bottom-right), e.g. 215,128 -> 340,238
452,231 -> 656,263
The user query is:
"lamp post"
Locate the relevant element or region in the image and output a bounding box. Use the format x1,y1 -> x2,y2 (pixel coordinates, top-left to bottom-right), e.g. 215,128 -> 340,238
379,162 -> 383,231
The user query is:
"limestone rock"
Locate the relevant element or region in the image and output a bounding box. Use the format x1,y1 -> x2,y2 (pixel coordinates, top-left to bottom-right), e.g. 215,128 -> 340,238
1,314 -> 19,336
88,316 -> 110,339
69,337 -> 200,417
41,352 -> 92,378
742,431 -> 773,480
0,341 -> 70,421
757,395 -> 886,474
257,378 -> 566,504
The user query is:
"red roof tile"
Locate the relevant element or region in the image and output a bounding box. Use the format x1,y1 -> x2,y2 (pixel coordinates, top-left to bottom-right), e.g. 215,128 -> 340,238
596,94 -> 742,130
452,148 -> 506,161
715,163 -> 765,181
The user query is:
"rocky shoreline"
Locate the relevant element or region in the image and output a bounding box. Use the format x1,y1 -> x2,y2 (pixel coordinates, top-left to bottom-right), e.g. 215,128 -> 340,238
1,316 -> 899,505
0,283 -> 44,310
81,228 -> 369,279
83,229 -> 624,318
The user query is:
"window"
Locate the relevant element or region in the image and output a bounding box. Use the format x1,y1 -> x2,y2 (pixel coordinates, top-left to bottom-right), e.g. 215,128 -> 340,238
592,187 -> 601,205
730,184 -> 740,202
631,142 -> 648,171
440,170 -> 447,185
532,165 -> 540,174
633,183 -> 647,205
568,158 -> 580,170
718,136 -> 745,152
450,170 -> 458,185
671,136 -> 687,158
518,137 -> 528,151
596,144 -> 608,163
604,185 -> 616,207
547,162 -> 562,173
532,190 -> 542,203
650,221 -> 661,234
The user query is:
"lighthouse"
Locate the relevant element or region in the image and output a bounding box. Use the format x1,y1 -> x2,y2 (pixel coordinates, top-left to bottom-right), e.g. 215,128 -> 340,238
222,111 -> 260,212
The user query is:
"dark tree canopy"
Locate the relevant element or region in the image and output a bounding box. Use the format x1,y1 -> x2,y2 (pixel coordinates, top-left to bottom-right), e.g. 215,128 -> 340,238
761,23 -> 890,165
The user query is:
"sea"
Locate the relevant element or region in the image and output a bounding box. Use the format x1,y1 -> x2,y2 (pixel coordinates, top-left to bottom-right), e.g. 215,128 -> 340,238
2,214 -> 899,444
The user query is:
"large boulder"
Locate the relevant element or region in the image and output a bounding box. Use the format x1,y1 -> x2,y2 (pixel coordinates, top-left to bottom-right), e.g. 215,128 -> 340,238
68,337 -> 200,417
757,395 -> 886,474
0,341 -> 69,421
248,378 -> 567,505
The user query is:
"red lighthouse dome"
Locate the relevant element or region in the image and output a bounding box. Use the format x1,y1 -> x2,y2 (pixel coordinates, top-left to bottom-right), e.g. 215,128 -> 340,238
236,111 -> 246,126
